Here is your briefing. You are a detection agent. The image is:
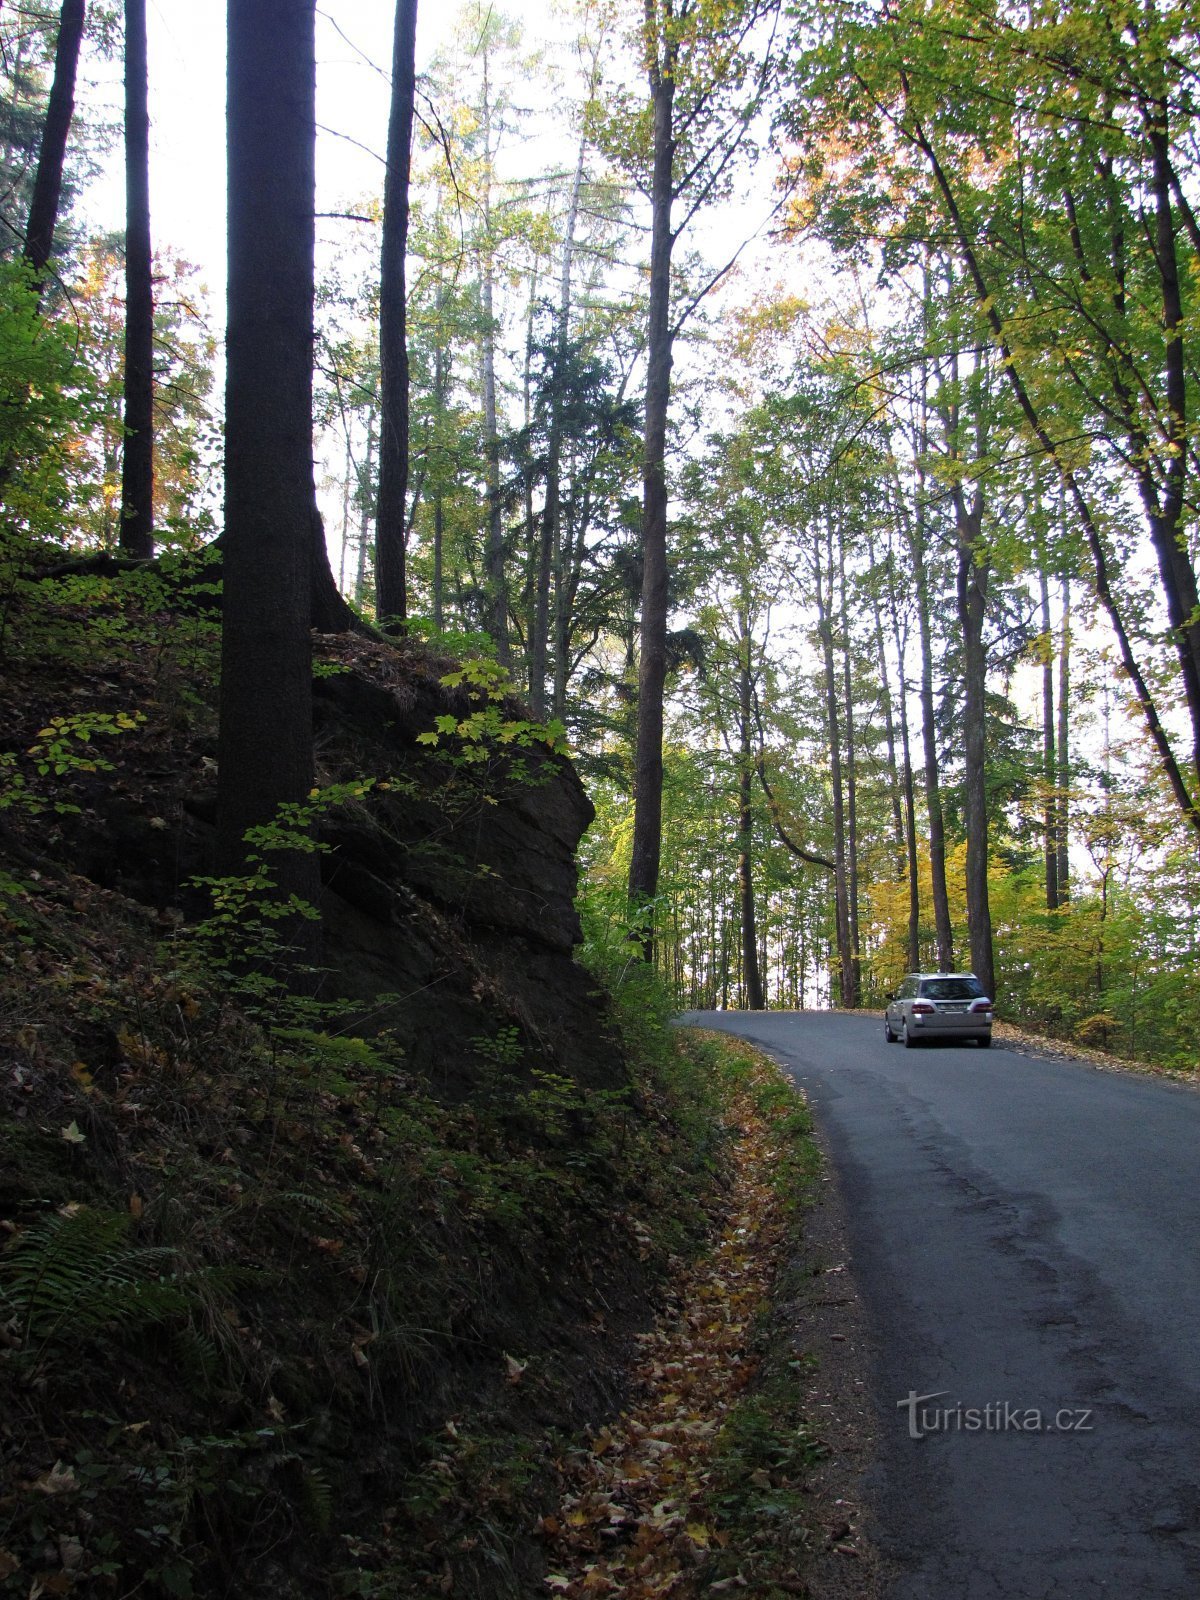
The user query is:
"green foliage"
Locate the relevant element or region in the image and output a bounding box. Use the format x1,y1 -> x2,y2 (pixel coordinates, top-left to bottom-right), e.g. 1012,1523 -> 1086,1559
0,1205 -> 249,1380
0,710 -> 145,816
182,781 -> 376,1015
416,657 -> 568,767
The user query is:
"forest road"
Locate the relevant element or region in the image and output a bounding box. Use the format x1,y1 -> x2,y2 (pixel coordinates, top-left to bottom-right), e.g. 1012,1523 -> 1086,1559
678,1009 -> 1200,1599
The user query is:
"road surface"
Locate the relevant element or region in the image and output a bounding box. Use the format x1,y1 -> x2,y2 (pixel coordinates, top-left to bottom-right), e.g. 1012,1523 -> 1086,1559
679,1009 -> 1200,1599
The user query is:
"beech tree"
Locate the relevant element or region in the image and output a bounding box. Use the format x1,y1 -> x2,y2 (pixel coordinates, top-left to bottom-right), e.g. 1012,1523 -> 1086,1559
217,0 -> 321,955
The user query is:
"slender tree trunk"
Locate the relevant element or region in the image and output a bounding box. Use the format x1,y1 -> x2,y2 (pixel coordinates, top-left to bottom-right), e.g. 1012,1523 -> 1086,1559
897,647 -> 921,972
432,318 -> 447,631
374,0 -> 418,625
838,537 -> 861,1005
866,531 -> 905,876
478,50 -> 508,662
534,134 -> 586,719
955,487 -> 995,998
354,414 -> 374,608
815,533 -> 854,1008
1056,574 -> 1071,900
627,33 -> 676,937
118,0 -> 154,558
1038,554 -> 1060,911
24,0 -> 85,279
218,0 -> 320,965
911,484 -> 953,969
737,611 -> 765,1010
337,431 -> 352,592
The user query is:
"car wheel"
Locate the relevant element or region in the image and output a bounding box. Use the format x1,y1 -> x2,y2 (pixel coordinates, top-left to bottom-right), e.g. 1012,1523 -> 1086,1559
977,1035 -> 992,1049
902,1021 -> 917,1049
884,1018 -> 897,1043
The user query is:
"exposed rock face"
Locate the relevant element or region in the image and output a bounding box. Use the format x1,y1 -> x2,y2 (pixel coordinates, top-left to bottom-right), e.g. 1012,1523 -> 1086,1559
311,640 -> 620,1096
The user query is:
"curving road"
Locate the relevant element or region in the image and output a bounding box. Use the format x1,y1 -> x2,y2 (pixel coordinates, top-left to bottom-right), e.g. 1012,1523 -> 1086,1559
679,1009 -> 1200,1599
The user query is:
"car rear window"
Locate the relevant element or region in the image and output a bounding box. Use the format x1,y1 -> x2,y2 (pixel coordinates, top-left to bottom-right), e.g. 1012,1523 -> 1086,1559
920,977 -> 985,1000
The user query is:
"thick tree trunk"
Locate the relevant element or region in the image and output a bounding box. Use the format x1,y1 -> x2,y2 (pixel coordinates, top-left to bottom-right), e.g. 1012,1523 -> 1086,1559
374,0 -> 418,625
119,0 -> 154,560
24,0 -> 85,277
627,47 -> 676,936
218,0 -> 321,965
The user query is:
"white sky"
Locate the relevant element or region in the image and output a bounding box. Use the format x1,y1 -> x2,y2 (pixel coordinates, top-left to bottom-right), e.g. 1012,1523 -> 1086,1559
85,2 -> 474,301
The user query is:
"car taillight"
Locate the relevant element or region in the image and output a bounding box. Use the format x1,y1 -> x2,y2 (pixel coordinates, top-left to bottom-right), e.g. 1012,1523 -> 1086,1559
970,999 -> 993,1013
911,1001 -> 935,1015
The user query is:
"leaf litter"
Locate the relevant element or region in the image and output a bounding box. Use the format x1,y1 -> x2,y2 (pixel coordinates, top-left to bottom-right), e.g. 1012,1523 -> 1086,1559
540,1038 -> 817,1597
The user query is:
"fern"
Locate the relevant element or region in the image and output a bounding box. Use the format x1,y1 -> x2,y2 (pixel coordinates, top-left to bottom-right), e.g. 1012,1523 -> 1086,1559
2,1206 -> 187,1351
301,1463 -> 333,1533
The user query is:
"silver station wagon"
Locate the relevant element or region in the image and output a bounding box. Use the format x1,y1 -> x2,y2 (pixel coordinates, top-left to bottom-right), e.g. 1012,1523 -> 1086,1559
884,972 -> 994,1048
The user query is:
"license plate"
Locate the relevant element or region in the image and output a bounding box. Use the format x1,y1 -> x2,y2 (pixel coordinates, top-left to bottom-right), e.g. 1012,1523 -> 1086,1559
942,1003 -> 967,1014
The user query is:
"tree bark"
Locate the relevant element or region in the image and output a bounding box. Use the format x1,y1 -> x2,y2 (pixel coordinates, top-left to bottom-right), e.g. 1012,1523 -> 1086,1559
909,463 -> 954,969
119,0 -> 154,559
218,0 -> 321,964
24,0 -> 85,278
1056,573 -> 1071,900
533,132 -> 586,719
838,533 -> 861,1005
1038,550 -> 1059,911
737,609 -> 765,1010
478,46 -> 508,663
374,0 -> 417,626
815,530 -> 854,1008
955,486 -> 995,998
627,23 -> 676,938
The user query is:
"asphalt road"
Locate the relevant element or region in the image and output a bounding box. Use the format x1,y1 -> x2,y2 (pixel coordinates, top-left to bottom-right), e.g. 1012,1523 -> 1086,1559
678,1010 -> 1200,1599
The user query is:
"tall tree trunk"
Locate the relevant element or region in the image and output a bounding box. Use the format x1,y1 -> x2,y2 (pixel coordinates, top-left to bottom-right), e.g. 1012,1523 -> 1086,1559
431,311 -> 447,631
354,413 -> 374,608
374,0 -> 418,625
737,610 -> 765,1010
955,487 -> 995,998
866,531 -> 905,877
218,0 -> 320,967
534,133 -> 586,719
479,48 -> 508,662
1056,572 -> 1071,901
1038,553 -> 1060,911
24,0 -> 85,279
815,533 -> 854,1008
838,536 -> 861,1005
627,26 -> 676,938
911,484 -> 953,970
119,0 -> 153,559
